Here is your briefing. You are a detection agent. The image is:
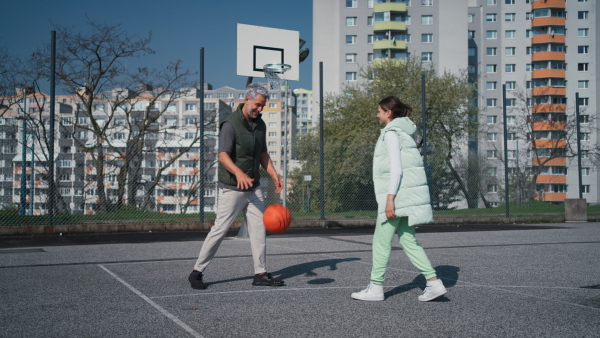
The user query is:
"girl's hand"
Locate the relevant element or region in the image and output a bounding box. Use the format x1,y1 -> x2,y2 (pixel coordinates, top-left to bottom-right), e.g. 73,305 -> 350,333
385,195 -> 396,220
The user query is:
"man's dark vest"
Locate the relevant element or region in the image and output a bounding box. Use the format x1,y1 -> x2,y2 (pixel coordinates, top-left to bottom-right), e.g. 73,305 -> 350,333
218,103 -> 266,187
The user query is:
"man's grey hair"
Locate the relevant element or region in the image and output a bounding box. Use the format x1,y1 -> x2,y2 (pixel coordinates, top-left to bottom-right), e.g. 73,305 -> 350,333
245,83 -> 269,100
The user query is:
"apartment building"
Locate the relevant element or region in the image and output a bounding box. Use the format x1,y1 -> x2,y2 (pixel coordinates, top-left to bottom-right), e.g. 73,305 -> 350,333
313,0 -> 598,205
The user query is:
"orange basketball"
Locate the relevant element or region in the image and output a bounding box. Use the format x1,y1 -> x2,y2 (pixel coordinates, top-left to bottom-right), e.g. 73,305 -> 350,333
263,204 -> 292,234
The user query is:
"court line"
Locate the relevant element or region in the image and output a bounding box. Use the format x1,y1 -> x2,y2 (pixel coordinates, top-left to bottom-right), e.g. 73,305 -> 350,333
267,243 -> 600,311
98,264 -> 204,338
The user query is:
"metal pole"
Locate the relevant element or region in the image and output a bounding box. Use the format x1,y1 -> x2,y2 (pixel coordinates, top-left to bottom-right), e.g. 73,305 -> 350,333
283,80 -> 288,207
199,47 -> 205,223
20,91 -> 27,216
48,30 -> 56,225
502,84 -> 510,217
421,73 -> 432,205
319,62 -> 325,220
30,136 -> 34,215
575,92 -> 583,199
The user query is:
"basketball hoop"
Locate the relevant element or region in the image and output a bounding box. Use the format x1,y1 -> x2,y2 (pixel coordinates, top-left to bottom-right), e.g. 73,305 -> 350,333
263,63 -> 291,91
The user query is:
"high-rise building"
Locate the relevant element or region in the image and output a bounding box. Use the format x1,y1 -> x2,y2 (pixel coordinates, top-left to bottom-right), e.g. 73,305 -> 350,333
313,0 -> 598,205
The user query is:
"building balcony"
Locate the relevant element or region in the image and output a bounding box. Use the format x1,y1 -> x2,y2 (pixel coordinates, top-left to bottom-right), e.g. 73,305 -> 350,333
532,157 -> 566,166
373,39 -> 407,50
532,52 -> 565,62
531,34 -> 565,44
531,17 -> 566,27
532,69 -> 565,79
373,2 -> 407,13
533,104 -> 566,113
532,0 -> 566,9
533,139 -> 567,148
372,58 -> 406,67
532,122 -> 566,131
536,175 -> 566,184
534,192 -> 566,202
532,86 -> 566,96
373,21 -> 406,32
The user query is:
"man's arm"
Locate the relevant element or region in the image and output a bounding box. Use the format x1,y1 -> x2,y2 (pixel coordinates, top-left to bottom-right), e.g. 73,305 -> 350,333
219,152 -> 254,190
260,152 -> 283,194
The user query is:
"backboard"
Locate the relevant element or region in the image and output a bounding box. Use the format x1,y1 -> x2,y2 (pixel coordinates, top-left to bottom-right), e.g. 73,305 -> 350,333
237,23 -> 299,81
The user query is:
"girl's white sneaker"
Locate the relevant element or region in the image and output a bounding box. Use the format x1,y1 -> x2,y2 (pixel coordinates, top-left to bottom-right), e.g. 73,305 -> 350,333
351,282 -> 384,301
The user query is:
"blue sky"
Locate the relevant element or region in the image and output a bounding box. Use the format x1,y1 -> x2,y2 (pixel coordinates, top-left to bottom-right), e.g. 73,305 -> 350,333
0,0 -> 313,91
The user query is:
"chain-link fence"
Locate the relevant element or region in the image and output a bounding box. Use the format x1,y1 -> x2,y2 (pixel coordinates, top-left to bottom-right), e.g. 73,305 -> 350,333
1,94 -> 599,228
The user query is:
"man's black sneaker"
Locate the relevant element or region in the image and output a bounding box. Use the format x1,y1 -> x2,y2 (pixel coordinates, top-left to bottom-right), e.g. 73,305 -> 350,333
188,270 -> 207,290
252,273 -> 285,286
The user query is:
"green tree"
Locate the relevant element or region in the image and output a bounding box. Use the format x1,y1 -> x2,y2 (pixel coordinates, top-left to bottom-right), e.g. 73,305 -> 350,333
294,57 -> 478,213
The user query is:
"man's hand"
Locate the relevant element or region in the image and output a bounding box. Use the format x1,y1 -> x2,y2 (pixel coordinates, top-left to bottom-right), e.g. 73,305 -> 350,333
272,175 -> 283,194
235,172 -> 254,190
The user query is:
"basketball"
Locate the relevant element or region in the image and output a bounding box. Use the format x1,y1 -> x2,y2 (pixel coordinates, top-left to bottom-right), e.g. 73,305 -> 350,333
263,204 -> 292,234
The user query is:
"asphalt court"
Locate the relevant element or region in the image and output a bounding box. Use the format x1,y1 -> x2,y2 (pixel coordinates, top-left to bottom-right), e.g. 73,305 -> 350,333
1,222 -> 599,337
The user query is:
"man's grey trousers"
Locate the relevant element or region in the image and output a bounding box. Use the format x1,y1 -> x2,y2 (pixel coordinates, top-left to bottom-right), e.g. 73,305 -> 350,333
193,187 -> 267,274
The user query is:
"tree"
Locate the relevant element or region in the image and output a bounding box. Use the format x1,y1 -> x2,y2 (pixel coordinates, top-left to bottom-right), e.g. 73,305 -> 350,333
293,57 -> 478,213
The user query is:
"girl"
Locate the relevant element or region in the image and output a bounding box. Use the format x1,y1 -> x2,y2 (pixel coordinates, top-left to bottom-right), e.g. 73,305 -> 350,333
351,96 -> 447,302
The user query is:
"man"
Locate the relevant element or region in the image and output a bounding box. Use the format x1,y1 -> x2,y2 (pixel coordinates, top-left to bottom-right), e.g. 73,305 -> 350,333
188,83 -> 284,289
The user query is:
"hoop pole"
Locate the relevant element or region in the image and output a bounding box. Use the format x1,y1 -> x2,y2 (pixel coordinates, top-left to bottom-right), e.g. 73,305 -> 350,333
283,80 -> 288,207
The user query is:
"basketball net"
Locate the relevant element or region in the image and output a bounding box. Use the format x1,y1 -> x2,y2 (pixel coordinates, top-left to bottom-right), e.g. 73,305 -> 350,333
263,64 -> 291,92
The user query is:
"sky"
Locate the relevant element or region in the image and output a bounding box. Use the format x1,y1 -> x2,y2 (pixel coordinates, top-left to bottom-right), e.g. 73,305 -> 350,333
0,0 -> 313,92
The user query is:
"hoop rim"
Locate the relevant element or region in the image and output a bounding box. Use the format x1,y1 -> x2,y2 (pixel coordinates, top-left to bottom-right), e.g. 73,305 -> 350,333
263,63 -> 291,74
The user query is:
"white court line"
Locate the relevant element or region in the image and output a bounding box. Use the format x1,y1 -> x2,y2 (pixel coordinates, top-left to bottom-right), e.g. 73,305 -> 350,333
150,286 -> 358,299
98,264 -> 204,338
267,243 -> 600,311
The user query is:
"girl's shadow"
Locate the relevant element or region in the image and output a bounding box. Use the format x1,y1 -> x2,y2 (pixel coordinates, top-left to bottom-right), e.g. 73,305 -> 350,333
384,265 -> 459,301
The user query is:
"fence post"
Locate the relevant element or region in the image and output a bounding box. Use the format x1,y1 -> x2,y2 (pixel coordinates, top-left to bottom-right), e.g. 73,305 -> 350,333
502,84 -> 510,217
199,47 -> 205,223
319,62 -> 325,221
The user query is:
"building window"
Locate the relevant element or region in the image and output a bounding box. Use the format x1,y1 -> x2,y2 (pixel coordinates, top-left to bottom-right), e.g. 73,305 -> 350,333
487,0 -> 496,5
269,103 -> 278,108
421,52 -> 433,62
346,53 -> 357,63
269,122 -> 277,128
367,53 -> 374,63
505,64 -> 516,73
579,115 -> 589,123
487,82 -> 497,90
505,30 -> 516,39
486,64 -> 497,73
486,30 -> 497,39
422,0 -> 432,6
486,14 -> 497,22
487,133 -> 497,141
185,104 -> 196,111
367,16 -> 373,26
578,11 -> 589,19
578,46 -> 589,54
487,98 -> 497,107
578,28 -> 589,37
505,0 -> 515,4
582,168 -> 590,176
346,35 -> 356,44
368,0 -> 374,7
346,72 -> 357,81
422,34 -> 433,43
507,133 -> 516,141
506,115 -> 516,124
578,80 -> 589,89
486,47 -> 497,56
578,97 -> 589,106
487,150 -> 498,159
505,47 -> 516,56
468,14 -> 474,22
505,13 -> 515,21
346,17 -> 357,26
578,63 -> 589,71
506,99 -> 516,107
346,0 -> 357,7
506,81 -> 516,90
367,35 -> 375,44
421,15 -> 433,25
582,185 -> 590,194
486,115 -> 497,124
526,12 -> 533,20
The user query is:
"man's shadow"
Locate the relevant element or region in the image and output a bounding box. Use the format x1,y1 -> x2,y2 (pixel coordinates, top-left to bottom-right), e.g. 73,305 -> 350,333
206,258 -> 361,286
384,265 -> 460,302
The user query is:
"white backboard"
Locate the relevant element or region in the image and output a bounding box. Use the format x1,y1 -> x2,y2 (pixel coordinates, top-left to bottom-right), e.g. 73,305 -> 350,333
237,23 -> 299,81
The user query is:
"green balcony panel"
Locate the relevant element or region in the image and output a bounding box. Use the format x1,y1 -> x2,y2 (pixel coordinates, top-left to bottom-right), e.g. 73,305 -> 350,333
373,39 -> 407,50
373,21 -> 407,32
373,2 -> 407,13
